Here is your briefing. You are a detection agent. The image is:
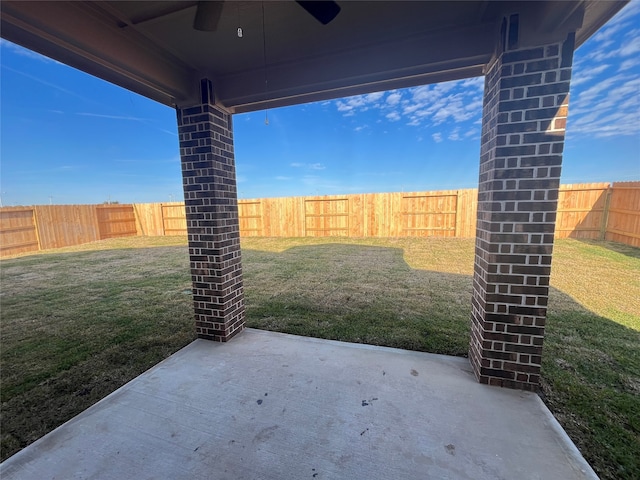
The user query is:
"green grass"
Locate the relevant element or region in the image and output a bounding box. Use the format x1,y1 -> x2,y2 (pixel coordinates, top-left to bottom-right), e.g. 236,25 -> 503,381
1,236 -> 638,479
242,239 -> 473,354
0,240 -> 196,458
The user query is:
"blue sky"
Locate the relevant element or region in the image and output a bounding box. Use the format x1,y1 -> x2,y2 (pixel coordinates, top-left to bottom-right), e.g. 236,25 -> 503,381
1,3 -> 639,206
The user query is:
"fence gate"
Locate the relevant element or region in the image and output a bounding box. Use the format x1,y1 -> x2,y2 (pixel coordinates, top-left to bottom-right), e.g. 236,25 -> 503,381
555,184 -> 609,240
97,205 -> 137,239
401,193 -> 457,237
304,198 -> 349,237
0,207 -> 39,256
606,182 -> 640,247
239,201 -> 263,237
161,204 -> 188,236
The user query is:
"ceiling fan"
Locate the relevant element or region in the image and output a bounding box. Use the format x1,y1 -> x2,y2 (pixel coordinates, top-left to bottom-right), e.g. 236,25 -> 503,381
193,1 -> 341,32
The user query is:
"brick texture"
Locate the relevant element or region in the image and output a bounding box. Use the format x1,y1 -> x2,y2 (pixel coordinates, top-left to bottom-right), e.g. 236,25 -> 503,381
177,79 -> 245,341
470,34 -> 575,390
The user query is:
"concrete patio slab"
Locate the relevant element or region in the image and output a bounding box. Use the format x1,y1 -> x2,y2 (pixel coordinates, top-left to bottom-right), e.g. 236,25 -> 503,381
1,329 -> 597,480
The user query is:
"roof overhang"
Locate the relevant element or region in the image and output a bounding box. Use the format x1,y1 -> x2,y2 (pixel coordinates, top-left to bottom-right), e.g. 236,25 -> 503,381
0,1 -> 628,112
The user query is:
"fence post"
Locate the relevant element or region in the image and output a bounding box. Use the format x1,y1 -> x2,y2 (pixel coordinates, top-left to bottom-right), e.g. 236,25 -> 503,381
32,207 -> 42,251
133,204 -> 145,236
161,203 -> 166,236
600,185 -> 613,241
347,197 -> 351,237
95,206 -> 104,240
454,190 -> 462,237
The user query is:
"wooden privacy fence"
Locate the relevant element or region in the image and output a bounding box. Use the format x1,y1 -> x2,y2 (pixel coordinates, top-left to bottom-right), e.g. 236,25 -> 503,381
136,183 -> 640,244
0,204 -> 137,257
132,202 -> 186,236
1,182 -> 639,257
553,181 -> 640,247
133,189 -> 479,238
606,181 -> 640,247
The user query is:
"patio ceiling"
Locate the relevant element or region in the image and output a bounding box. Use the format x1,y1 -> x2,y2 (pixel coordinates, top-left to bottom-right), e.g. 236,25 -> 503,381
0,1 -> 627,112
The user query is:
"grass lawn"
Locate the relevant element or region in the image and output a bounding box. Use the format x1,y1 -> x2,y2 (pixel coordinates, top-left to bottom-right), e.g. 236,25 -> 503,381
1,236 -> 638,479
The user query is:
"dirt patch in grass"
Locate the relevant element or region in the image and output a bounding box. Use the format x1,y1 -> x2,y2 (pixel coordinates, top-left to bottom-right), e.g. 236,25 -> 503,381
1,236 -> 638,480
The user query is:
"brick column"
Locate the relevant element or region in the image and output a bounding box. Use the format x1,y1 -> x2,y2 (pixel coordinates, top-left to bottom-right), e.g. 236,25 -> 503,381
177,79 -> 245,341
470,31 -> 575,390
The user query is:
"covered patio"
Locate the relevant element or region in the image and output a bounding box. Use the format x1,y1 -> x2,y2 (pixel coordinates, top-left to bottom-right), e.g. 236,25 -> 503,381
0,0 -> 629,477
1,0 -> 627,389
0,329 -> 597,479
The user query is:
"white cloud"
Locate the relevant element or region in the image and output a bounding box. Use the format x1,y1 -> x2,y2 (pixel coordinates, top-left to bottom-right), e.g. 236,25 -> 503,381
2,65 -> 78,97
333,77 -> 484,131
574,73 -> 632,105
325,2 -> 637,144
569,77 -> 640,138
619,57 -> 640,71
618,34 -> 640,57
582,22 -> 640,63
460,77 -> 485,89
336,95 -> 375,114
291,162 -> 326,170
568,5 -> 640,141
76,112 -> 149,121
275,176 -> 291,181
570,64 -> 610,87
386,92 -> 402,105
400,79 -> 484,128
603,0 -> 640,31
592,18 -> 629,44
365,92 -> 384,102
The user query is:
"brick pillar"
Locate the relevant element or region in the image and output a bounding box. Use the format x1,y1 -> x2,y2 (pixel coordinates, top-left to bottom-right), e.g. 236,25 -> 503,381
177,79 -> 245,341
469,31 -> 575,390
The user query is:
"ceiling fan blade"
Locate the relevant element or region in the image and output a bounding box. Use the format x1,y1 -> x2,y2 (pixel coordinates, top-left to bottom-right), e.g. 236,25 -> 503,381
193,1 -> 224,32
296,1 -> 341,25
